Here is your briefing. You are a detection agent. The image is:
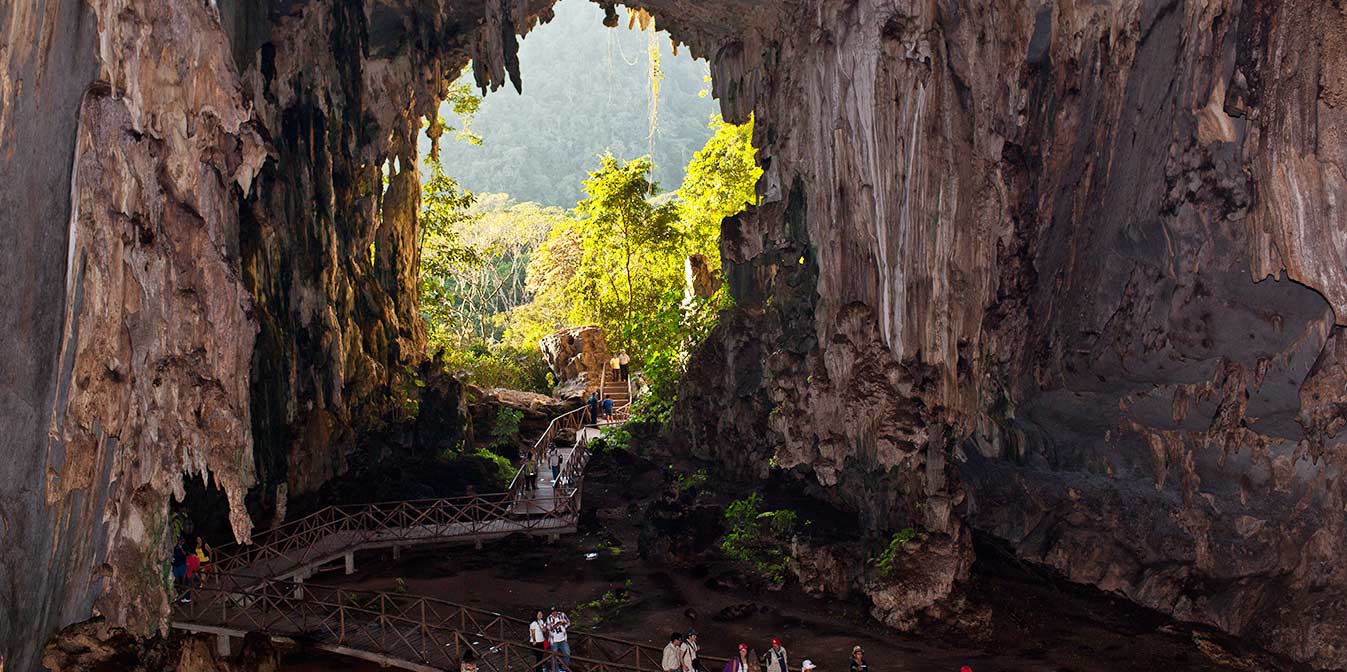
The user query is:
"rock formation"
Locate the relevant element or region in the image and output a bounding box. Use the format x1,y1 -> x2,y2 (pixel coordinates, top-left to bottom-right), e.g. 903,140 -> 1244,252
540,325 -> 611,399
3,0 -> 1347,668
683,253 -> 722,303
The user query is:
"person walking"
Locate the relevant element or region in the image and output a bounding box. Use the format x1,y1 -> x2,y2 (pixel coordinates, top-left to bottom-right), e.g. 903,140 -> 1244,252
763,638 -> 788,672
602,395 -> 614,422
618,351 -> 631,381
529,609 -> 549,671
171,539 -> 190,602
801,661 -> 816,672
524,452 -> 539,491
460,649 -> 478,672
546,607 -> 571,672
549,448 -> 562,484
663,632 -> 685,672
587,392 -> 600,425
724,644 -> 752,672
848,647 -> 867,672
681,629 -> 701,672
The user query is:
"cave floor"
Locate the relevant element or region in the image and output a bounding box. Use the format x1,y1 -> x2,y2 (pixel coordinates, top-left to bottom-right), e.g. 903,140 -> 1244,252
275,451 -> 1309,672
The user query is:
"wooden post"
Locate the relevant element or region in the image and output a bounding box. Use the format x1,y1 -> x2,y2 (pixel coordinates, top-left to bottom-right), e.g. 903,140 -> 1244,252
215,633 -> 231,658
344,551 -> 355,575
392,545 -> 400,560
293,575 -> 304,599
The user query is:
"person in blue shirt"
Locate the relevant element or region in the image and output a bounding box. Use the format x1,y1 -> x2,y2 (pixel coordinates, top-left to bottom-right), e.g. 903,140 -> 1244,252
602,395 -> 614,421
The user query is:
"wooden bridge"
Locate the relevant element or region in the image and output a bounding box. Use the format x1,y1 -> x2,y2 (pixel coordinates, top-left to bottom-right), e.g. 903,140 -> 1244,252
172,395 -> 661,671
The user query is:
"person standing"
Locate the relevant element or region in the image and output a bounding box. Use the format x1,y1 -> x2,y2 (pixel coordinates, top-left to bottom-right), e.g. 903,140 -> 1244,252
171,539 -> 190,602
460,649 -> 478,672
194,536 -> 212,579
681,629 -> 701,672
602,395 -> 614,422
801,661 -> 816,672
609,354 -> 621,381
763,638 -> 788,672
618,351 -> 631,381
524,452 -> 539,491
529,610 -> 549,671
724,644 -> 752,672
663,632 -> 685,672
848,646 -> 867,672
546,607 -> 571,672
587,392 -> 600,425
549,449 -> 562,484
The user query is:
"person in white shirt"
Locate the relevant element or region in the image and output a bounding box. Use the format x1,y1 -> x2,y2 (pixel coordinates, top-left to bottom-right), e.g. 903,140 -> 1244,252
662,632 -> 685,672
528,610 -> 549,671
681,629 -> 701,672
546,608 -> 571,672
763,639 -> 788,672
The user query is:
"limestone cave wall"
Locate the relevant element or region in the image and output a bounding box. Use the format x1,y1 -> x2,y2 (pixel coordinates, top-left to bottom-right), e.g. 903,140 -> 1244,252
671,0 -> 1347,667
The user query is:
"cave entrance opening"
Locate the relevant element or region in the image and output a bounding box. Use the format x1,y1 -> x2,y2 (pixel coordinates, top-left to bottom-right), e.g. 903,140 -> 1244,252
414,0 -> 759,424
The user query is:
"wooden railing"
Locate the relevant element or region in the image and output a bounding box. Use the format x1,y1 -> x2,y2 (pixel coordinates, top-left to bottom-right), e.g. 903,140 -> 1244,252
509,404 -> 589,496
176,574 -> 726,672
211,490 -> 581,578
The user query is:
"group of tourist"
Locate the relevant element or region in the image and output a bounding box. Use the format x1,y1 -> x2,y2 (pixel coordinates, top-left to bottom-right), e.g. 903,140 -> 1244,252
586,390 -> 616,424
170,535 -> 213,603
528,608 -> 574,671
521,446 -> 564,491
518,620 -> 886,672
609,351 -> 632,382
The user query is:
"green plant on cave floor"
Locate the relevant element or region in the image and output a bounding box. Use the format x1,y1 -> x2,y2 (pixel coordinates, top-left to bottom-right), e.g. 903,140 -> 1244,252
574,580 -> 633,627
719,493 -> 799,586
671,467 -> 708,495
870,527 -> 918,580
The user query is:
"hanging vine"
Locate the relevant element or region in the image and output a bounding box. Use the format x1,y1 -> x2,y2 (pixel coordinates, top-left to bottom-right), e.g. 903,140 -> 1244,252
624,8 -> 663,157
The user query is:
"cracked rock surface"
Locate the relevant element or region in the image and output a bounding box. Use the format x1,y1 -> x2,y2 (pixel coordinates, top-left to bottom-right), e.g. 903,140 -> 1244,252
3,0 -> 1347,669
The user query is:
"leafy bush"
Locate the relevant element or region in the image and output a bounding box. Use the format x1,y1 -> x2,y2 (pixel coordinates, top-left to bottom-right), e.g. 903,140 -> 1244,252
871,527 -> 918,579
472,446 -> 516,484
490,407 -> 524,448
438,342 -> 551,393
719,493 -> 799,585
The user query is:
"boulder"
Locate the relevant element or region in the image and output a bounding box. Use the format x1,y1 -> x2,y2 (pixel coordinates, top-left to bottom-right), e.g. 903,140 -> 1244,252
540,326 -> 611,400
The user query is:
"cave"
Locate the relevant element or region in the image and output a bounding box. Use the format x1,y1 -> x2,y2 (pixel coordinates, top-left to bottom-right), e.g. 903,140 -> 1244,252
4,0 -> 1347,670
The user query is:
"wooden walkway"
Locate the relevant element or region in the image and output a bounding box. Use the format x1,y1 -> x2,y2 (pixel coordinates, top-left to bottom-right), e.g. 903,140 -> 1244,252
172,402 -> 651,671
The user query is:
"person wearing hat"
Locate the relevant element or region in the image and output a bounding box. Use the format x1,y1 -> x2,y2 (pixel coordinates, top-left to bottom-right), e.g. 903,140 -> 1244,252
723,644 -> 753,672
763,638 -> 788,672
801,661 -> 817,672
663,632 -> 686,672
681,629 -> 701,672
848,646 -> 868,672
546,607 -> 571,672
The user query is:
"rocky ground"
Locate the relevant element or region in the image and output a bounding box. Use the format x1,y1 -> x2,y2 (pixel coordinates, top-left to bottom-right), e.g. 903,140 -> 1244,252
274,444 -> 1309,672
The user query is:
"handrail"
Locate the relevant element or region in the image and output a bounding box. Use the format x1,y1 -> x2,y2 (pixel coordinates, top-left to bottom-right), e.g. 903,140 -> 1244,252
176,573 -> 728,671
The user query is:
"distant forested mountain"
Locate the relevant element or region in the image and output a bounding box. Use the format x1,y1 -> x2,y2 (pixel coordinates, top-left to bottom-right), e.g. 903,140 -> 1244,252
429,0 -> 718,207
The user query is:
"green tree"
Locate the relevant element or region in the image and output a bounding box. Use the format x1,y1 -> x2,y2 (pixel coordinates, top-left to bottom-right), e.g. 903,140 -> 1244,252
576,153 -> 683,328
418,162 -> 484,352
675,115 -> 760,267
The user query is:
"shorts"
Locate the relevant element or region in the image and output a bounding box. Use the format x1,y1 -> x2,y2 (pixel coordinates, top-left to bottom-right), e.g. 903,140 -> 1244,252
172,564 -> 187,582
